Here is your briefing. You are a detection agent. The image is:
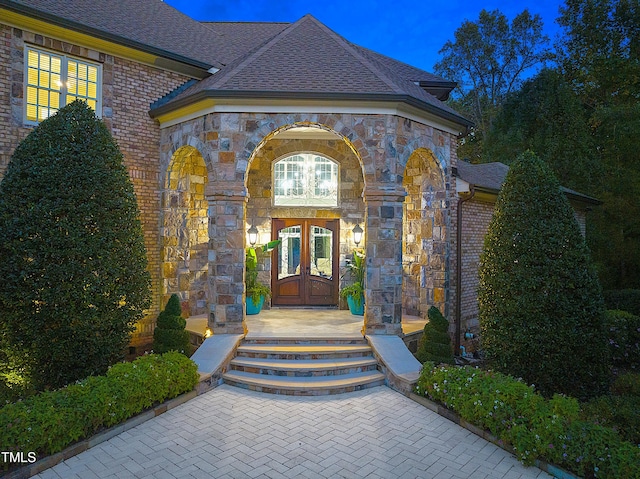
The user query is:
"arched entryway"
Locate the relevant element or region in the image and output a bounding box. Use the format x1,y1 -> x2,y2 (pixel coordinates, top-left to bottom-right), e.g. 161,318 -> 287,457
245,124 -> 366,310
402,148 -> 447,317
161,146 -> 209,316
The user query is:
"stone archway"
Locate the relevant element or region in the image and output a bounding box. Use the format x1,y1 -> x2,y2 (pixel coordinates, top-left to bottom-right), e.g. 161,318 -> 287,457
245,126 -> 367,309
161,146 -> 209,316
402,148 -> 447,317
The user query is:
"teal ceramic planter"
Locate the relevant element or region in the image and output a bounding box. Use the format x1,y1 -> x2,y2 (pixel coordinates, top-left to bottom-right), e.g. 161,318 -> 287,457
346,295 -> 364,316
246,295 -> 265,315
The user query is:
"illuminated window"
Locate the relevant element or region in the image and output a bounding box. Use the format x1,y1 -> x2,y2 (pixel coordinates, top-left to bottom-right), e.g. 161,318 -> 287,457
273,154 -> 338,206
25,47 -> 101,123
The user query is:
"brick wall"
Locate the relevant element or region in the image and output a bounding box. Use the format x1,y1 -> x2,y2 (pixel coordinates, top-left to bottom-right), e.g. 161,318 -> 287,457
0,23 -> 192,345
459,197 -> 495,336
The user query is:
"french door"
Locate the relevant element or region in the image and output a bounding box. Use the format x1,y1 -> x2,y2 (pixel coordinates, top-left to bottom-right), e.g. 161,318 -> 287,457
271,218 -> 339,306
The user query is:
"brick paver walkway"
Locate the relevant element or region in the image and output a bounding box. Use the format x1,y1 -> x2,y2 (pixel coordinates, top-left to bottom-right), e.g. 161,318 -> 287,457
34,385 -> 551,479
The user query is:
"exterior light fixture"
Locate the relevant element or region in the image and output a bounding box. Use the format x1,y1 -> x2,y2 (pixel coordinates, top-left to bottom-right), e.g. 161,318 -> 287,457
352,224 -> 363,246
247,224 -> 258,246
204,327 -> 213,338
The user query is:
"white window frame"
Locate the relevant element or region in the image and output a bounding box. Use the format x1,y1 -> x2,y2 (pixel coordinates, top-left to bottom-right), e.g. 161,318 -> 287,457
24,46 -> 102,124
273,153 -> 339,207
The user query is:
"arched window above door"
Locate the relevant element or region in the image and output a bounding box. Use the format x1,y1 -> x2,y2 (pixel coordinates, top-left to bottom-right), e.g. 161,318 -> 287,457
273,153 -> 338,207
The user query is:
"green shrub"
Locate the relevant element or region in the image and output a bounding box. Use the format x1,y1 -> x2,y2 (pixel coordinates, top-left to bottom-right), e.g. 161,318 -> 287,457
152,294 -> 191,355
0,352 -> 198,460
604,289 -> 640,316
478,151 -> 610,400
0,101 -> 151,392
581,372 -> 640,446
605,310 -> 640,369
582,394 -> 640,446
553,421 -> 640,479
416,306 -> 454,364
415,364 -> 640,477
611,371 -> 640,397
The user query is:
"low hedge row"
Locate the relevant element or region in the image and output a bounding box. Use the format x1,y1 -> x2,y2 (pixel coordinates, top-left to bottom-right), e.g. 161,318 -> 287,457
0,352 -> 198,460
415,364 -> 640,478
604,289 -> 640,316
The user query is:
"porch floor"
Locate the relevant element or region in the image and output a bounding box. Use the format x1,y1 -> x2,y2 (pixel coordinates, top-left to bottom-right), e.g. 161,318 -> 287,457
185,308 -> 427,338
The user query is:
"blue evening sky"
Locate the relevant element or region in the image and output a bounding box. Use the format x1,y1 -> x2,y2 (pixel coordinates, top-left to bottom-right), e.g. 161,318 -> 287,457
163,0 -> 565,74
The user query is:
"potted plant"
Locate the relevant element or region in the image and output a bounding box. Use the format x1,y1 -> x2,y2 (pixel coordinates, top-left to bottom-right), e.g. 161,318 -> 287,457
340,248 -> 365,315
245,240 -> 280,315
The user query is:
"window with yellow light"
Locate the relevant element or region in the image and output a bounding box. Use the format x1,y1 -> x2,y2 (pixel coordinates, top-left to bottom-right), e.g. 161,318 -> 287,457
25,47 -> 101,123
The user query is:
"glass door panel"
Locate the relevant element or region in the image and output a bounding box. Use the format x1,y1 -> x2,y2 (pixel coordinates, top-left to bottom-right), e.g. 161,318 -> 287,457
278,225 -> 301,280
310,226 -> 333,279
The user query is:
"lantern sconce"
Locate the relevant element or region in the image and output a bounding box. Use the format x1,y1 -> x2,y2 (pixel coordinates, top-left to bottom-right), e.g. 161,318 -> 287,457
247,224 -> 258,247
352,224 -> 363,246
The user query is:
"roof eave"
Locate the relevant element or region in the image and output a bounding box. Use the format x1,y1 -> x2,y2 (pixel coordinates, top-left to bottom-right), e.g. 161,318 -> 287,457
0,0 -> 220,75
417,80 -> 458,101
453,169 -> 602,206
149,89 -> 474,130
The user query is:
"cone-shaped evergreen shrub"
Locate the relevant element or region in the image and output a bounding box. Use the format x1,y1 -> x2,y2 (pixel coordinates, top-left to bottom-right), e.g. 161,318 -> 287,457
416,306 -> 454,364
153,294 -> 191,355
0,101 -> 151,391
478,151 -> 610,399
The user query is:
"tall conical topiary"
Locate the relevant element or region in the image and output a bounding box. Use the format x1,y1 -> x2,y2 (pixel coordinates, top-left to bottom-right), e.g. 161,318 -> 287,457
0,100 -> 151,391
416,306 -> 454,364
478,151 -> 610,400
153,294 -> 191,355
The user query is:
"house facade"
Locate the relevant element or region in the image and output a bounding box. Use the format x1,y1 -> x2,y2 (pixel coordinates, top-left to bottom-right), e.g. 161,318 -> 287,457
0,0 -> 595,351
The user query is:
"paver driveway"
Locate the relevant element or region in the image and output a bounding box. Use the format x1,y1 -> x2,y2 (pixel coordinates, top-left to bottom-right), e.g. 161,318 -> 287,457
34,385 -> 551,479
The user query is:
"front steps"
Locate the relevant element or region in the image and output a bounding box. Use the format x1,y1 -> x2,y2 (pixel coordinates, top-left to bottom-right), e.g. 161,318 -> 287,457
223,337 -> 385,395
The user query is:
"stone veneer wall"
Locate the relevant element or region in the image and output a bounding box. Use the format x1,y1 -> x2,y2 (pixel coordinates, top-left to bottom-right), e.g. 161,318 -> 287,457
163,146 -> 209,316
402,148 -> 448,318
0,23 -> 192,345
161,112 -> 459,336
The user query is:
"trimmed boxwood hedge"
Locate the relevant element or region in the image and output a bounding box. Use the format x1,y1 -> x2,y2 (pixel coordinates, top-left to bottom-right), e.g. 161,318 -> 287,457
415,364 -> 640,478
0,352 -> 198,461
415,306 -> 454,364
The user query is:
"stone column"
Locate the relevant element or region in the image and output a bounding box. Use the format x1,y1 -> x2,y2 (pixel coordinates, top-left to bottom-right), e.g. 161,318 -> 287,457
206,183 -> 247,335
363,187 -> 406,336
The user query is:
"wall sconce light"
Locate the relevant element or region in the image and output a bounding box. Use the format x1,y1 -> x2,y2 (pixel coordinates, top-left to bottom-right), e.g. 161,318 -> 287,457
204,327 -> 213,338
247,224 -> 258,246
352,224 -> 363,246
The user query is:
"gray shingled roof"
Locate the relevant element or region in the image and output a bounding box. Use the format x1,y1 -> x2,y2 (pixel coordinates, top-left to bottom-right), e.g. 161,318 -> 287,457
151,15 -> 471,127
5,1 -> 470,126
1,0 -> 230,69
201,21 -> 290,62
455,160 -> 600,205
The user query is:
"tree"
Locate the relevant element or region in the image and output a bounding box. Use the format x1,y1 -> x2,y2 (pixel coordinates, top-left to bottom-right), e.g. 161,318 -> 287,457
556,0 -> 640,107
478,151 -> 610,400
556,0 -> 640,288
0,100 -> 151,391
484,68 -> 600,193
153,294 -> 191,355
415,306 -> 454,365
434,9 -> 550,161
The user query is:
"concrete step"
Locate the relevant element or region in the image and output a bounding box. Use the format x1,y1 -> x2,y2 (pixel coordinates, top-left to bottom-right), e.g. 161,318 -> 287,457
229,356 -> 379,376
235,343 -> 373,360
223,337 -> 385,395
223,370 -> 385,396
243,336 -> 366,345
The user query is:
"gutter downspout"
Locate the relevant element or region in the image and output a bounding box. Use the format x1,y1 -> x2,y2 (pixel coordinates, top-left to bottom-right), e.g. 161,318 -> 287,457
455,185 -> 475,355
